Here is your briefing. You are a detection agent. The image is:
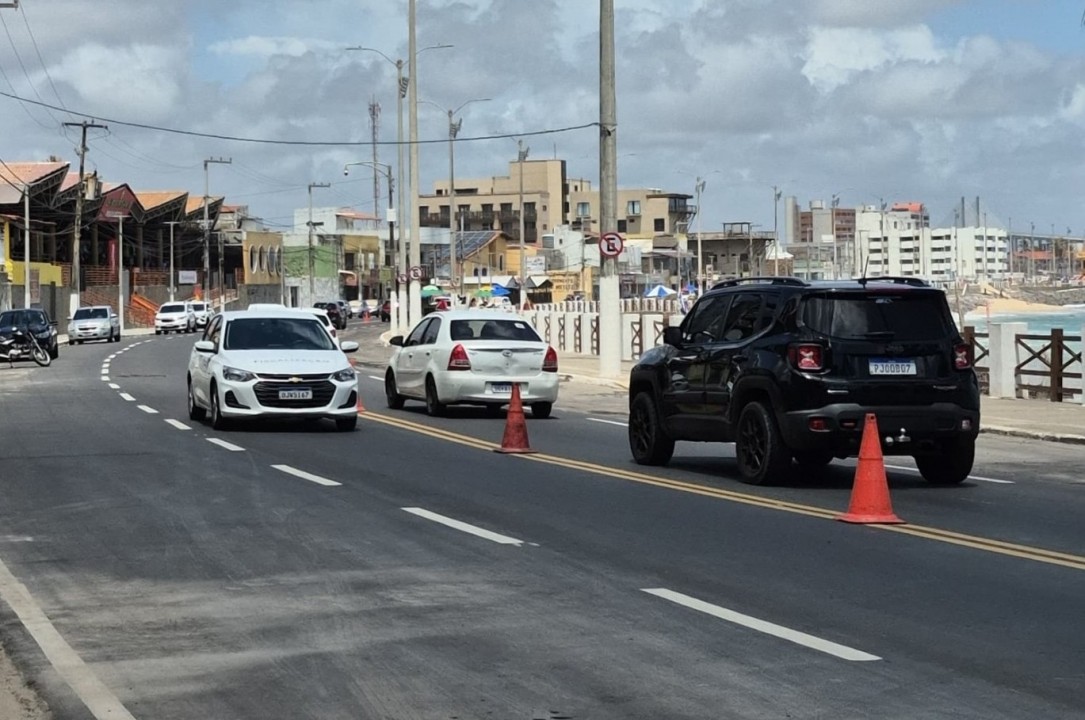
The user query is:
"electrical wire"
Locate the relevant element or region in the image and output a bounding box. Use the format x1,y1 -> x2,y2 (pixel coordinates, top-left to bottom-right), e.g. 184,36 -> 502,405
0,10 -> 58,126
0,89 -> 598,147
17,1 -> 71,120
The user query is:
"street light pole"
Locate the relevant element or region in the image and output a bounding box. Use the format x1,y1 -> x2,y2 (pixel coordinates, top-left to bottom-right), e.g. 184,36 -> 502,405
203,157 -> 231,308
694,177 -> 706,295
518,139 -> 530,311
164,221 -> 182,302
345,162 -> 397,331
773,186 -> 782,275
23,186 -> 30,309
308,182 -> 331,305
598,0 -> 621,379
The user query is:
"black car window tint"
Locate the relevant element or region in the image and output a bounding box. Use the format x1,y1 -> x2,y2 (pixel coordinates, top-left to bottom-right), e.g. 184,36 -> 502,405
422,318 -> 441,345
757,294 -> 779,332
716,293 -> 763,342
801,294 -> 952,341
405,319 -> 429,346
683,296 -> 727,342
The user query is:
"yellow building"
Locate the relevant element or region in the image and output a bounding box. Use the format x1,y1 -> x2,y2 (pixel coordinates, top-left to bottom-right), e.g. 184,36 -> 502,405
241,231 -> 284,285
2,215 -> 64,294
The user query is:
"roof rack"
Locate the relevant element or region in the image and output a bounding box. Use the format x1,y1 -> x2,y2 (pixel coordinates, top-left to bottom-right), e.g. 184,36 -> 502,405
711,276 -> 808,290
857,276 -> 930,288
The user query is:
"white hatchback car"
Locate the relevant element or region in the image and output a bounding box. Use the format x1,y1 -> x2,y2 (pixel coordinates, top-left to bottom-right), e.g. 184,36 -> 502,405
190,301 -> 212,328
155,302 -> 195,334
384,310 -> 559,418
187,307 -> 360,431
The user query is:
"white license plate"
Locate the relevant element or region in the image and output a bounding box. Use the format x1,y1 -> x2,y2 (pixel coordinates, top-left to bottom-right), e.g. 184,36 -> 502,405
278,388 -> 313,400
869,359 -> 917,376
490,383 -> 512,394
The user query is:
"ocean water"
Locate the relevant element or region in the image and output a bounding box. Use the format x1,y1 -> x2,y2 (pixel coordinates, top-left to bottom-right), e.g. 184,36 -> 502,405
961,307 -> 1085,336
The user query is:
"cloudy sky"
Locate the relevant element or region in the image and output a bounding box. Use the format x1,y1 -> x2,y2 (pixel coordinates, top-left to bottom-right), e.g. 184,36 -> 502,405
2,0 -> 1084,235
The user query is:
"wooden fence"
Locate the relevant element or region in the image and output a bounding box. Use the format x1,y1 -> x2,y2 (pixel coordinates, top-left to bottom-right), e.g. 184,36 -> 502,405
964,325 -> 1082,402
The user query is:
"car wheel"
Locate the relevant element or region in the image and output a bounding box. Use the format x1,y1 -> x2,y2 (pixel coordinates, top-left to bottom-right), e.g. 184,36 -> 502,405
793,451 -> 835,468
49,344 -> 59,360
77,340 -> 84,345
155,329 -> 161,335
915,438 -> 974,485
187,379 -> 206,421
424,376 -> 446,417
735,401 -> 791,485
384,370 -> 405,409
67,338 -> 74,346
210,384 -> 229,430
628,391 -> 674,466
111,329 -> 119,343
336,415 -> 358,432
530,402 -> 553,419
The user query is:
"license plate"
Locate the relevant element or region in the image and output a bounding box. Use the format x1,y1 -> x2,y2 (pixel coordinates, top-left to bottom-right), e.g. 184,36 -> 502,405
490,383 -> 512,394
869,359 -> 917,376
278,388 -> 313,400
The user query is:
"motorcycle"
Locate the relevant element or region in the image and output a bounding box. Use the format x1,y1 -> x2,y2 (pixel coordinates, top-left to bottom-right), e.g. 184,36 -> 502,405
0,328 -> 51,367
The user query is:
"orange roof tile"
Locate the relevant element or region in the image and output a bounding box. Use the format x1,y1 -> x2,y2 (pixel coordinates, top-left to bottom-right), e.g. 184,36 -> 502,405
0,161 -> 68,186
135,190 -> 187,210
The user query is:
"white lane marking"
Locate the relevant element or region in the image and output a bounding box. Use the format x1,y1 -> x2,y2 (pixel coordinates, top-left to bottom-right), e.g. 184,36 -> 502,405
165,419 -> 191,431
206,438 -> 245,452
271,464 -> 342,487
0,556 -> 138,720
100,376 -> 110,382
642,588 -> 881,662
884,464 -> 1014,485
108,383 -> 119,390
118,393 -> 135,402
137,405 -> 158,415
588,417 -> 628,427
402,507 -> 524,546
367,375 -> 383,381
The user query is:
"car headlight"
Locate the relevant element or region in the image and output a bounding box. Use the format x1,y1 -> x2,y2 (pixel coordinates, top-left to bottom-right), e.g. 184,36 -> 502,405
222,366 -> 256,382
332,367 -> 357,382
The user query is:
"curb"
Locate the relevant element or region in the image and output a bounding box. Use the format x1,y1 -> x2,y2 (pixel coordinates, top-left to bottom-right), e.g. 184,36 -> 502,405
562,373 -> 628,391
981,425 -> 1085,445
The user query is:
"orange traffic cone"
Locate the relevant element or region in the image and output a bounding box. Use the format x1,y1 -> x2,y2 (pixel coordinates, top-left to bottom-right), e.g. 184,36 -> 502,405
837,413 -> 904,524
494,383 -> 536,454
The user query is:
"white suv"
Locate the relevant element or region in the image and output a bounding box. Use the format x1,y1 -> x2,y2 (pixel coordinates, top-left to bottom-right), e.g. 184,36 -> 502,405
155,302 -> 196,334
190,301 -> 212,328
186,307 -> 360,431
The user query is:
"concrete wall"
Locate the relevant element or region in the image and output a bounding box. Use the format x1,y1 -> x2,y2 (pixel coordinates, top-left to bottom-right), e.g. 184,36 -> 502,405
7,282 -> 72,321
238,284 -> 282,310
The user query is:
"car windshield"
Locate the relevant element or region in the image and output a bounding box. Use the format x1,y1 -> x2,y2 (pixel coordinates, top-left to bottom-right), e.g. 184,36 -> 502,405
160,304 -> 186,314
74,308 -> 109,320
224,317 -> 336,351
0,310 -> 45,327
801,293 -> 953,341
191,303 -> 207,312
311,313 -> 330,326
450,318 -> 541,342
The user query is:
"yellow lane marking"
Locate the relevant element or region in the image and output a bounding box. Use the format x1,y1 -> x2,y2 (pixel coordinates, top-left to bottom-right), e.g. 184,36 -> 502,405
360,411 -> 1085,572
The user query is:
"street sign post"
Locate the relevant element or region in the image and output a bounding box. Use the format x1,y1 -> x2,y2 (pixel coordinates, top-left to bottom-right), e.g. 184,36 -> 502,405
600,231 -> 624,258
409,265 -> 424,281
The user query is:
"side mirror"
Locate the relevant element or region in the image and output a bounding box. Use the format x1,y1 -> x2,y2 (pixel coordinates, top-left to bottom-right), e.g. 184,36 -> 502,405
66,316 -> 72,321
663,326 -> 684,347
340,340 -> 359,353
50,320 -> 58,327
194,340 -> 216,353
389,335 -> 404,347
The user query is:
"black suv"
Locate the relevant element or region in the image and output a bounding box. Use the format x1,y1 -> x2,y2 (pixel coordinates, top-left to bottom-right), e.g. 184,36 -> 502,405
627,277 -> 979,486
0,306 -> 59,360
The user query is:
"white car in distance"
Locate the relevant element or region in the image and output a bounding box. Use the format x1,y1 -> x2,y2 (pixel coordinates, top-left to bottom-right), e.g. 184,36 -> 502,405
155,302 -> 195,334
187,307 -> 361,431
384,310 -> 559,418
190,301 -> 212,328
68,305 -> 120,344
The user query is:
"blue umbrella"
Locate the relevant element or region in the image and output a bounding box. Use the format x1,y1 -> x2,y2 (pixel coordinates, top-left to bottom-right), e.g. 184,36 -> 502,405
644,284 -> 676,298
492,284 -> 510,297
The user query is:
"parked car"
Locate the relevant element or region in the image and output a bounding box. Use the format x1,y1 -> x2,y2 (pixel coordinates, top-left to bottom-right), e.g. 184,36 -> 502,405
349,299 -> 366,318
336,300 -> 353,319
384,310 -> 559,418
186,306 -> 360,431
0,307 -> 59,360
67,306 -> 120,344
626,276 -> 980,486
190,301 -> 212,328
155,302 -> 196,334
309,308 -> 340,347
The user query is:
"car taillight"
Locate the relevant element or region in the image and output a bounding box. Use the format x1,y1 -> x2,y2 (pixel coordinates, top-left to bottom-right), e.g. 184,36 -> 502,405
954,343 -> 971,370
789,343 -> 824,371
543,346 -> 558,372
448,343 -> 471,371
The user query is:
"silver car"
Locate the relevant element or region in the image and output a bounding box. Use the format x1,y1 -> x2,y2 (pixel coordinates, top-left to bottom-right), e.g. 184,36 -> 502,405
67,305 -> 120,344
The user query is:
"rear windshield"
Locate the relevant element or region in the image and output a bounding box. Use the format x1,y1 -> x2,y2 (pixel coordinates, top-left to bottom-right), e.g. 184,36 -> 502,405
191,303 -> 207,311
800,293 -> 952,341
160,304 -> 186,313
74,308 -> 109,320
450,319 -> 541,342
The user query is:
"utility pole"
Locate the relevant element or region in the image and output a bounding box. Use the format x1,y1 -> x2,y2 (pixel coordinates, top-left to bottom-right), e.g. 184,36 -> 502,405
408,0 -> 421,328
518,139 -> 530,311
694,177 -> 706,294
203,157 -> 231,307
448,109 -> 459,300
164,221 -> 182,301
369,98 -> 383,300
308,182 -> 330,304
23,185 -> 30,308
598,0 -> 621,379
773,185 -> 782,276
63,120 -> 107,315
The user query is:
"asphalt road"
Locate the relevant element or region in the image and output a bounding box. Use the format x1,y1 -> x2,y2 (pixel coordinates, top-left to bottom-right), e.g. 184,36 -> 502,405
0,322 -> 1083,719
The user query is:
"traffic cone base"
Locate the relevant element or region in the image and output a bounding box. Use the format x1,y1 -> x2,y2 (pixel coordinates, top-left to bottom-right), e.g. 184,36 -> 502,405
495,383 -> 536,454
837,413 -> 904,524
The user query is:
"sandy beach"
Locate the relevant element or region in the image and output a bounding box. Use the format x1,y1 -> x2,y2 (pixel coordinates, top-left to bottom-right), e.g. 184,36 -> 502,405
963,297 -> 1065,319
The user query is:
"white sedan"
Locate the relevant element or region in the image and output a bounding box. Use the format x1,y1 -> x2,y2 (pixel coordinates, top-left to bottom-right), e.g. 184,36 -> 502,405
384,310 -> 559,418
187,307 -> 360,431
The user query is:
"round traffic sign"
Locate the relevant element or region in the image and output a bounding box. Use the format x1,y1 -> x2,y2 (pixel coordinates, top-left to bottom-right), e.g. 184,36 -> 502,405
409,265 -> 424,281
600,231 -> 624,258
396,273 -> 408,284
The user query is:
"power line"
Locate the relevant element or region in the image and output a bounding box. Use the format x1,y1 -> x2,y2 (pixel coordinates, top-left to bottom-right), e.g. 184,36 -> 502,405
0,89 -> 599,146
17,1 -> 69,118
0,9 -> 57,125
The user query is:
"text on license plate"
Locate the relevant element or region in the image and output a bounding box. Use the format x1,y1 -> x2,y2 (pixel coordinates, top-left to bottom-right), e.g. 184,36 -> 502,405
278,388 -> 313,400
869,359 -> 917,376
490,383 -> 512,394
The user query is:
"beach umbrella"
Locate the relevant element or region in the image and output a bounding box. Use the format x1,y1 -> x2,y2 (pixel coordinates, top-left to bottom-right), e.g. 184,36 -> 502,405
420,284 -> 442,298
473,288 -> 493,298
644,284 -> 677,298
492,284 -> 510,297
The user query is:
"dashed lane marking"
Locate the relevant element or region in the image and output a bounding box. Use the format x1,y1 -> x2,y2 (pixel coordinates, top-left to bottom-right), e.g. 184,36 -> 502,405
137,405 -> 158,415
118,393 -> 135,402
207,438 -> 245,452
587,417 -> 628,427
271,464 -> 341,487
367,375 -> 383,381
108,383 -> 119,390
402,507 -> 524,546
642,588 -> 880,662
165,419 -> 191,430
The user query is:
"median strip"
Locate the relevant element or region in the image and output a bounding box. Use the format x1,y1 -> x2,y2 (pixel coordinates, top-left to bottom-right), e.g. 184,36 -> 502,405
402,507 -> 524,546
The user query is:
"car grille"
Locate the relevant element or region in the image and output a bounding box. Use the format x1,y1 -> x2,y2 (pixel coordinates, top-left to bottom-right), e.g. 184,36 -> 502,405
254,380 -> 335,408
257,372 -> 330,381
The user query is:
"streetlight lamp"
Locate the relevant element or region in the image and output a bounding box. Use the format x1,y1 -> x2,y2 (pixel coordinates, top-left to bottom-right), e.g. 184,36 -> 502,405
421,97 -> 491,304
345,161 -> 399,332
307,182 -> 331,306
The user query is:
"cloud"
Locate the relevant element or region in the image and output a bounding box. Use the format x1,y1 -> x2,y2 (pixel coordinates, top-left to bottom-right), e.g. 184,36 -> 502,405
209,36 -> 338,59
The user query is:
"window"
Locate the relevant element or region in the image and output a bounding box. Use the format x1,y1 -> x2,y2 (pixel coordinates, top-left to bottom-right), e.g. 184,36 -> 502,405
224,317 -> 335,351
654,218 -> 665,232
345,252 -> 356,270
405,319 -> 430,347
682,295 -> 731,343
627,200 -> 641,216
74,308 -> 109,320
524,202 -> 536,214
452,319 -> 541,342
577,202 -> 591,218
801,294 -> 953,341
617,219 -> 627,233
421,318 -> 441,345
711,293 -> 762,342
